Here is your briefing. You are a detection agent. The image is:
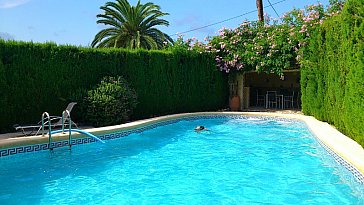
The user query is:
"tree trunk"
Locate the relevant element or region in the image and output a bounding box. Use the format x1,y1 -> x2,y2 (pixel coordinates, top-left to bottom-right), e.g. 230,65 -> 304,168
256,0 -> 264,23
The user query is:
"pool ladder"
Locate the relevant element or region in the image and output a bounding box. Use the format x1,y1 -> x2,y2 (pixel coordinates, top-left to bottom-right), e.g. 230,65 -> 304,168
41,110 -> 73,150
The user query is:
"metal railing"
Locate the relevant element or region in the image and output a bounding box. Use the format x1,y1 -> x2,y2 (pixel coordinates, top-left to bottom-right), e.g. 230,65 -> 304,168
42,110 -> 73,150
62,110 -> 72,149
41,112 -> 53,150
41,109 -> 104,151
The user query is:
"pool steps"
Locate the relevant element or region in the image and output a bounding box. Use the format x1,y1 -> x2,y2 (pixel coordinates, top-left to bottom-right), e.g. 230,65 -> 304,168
41,111 -> 105,151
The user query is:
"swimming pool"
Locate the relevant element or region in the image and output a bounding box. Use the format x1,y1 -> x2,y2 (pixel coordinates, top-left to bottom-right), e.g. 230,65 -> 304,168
0,115 -> 363,204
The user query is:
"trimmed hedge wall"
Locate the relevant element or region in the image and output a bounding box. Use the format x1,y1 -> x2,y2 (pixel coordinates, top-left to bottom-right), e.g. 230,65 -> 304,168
0,41 -> 228,133
301,0 -> 364,147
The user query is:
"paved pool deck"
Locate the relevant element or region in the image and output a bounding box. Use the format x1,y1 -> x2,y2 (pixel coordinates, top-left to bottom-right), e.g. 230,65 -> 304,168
1,111 -> 363,177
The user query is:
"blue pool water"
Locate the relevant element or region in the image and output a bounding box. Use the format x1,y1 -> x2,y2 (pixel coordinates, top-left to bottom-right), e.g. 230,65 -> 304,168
0,117 -> 363,204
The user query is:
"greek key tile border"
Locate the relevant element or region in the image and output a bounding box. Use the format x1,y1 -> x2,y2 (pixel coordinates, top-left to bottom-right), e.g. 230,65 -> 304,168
0,114 -> 363,184
315,138 -> 364,184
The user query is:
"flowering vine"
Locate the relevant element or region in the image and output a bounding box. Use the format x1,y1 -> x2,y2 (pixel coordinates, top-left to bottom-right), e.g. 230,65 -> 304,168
175,1 -> 345,75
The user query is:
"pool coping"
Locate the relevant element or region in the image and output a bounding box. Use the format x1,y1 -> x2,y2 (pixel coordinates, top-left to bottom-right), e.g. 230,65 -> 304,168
1,112 -> 364,179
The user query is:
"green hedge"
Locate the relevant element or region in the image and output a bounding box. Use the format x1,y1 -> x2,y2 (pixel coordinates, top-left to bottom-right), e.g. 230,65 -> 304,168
0,41 -> 228,133
301,0 -> 364,147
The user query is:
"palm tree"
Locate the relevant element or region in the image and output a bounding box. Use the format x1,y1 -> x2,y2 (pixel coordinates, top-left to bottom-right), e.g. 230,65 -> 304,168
91,0 -> 173,49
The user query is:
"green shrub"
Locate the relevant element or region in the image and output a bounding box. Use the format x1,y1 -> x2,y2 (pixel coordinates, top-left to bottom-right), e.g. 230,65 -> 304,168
0,40 -> 228,133
301,0 -> 364,147
85,76 -> 137,127
0,57 -> 7,129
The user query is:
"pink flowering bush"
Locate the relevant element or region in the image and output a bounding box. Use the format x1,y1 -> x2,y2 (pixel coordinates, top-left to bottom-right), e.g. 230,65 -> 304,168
207,21 -> 298,75
177,1 -> 345,75
167,34 -> 208,53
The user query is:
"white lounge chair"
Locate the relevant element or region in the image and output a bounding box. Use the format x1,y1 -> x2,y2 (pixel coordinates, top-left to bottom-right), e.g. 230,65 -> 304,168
14,102 -> 78,136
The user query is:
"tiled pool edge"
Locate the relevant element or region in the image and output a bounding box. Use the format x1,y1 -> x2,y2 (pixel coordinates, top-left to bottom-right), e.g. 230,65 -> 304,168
1,112 -> 363,184
0,114 -> 295,156
316,139 -> 364,184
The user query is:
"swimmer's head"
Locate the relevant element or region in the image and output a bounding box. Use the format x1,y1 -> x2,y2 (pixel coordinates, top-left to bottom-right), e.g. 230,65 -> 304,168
194,126 -> 205,131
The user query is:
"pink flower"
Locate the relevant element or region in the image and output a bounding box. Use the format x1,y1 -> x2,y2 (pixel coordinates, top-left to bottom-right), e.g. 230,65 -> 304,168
237,64 -> 244,70
299,24 -> 307,33
220,43 -> 225,49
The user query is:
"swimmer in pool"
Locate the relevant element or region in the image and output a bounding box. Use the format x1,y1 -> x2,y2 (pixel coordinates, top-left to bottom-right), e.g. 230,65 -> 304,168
194,126 -> 208,132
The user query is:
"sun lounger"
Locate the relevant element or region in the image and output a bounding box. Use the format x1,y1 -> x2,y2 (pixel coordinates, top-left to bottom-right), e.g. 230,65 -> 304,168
13,102 -> 78,136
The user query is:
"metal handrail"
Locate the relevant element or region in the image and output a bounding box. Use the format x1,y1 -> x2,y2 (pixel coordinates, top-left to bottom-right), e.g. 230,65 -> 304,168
62,110 -> 72,149
42,110 -> 104,151
41,112 -> 53,150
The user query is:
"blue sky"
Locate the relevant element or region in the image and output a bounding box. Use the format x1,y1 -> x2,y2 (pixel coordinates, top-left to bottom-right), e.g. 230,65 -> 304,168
0,0 -> 329,47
